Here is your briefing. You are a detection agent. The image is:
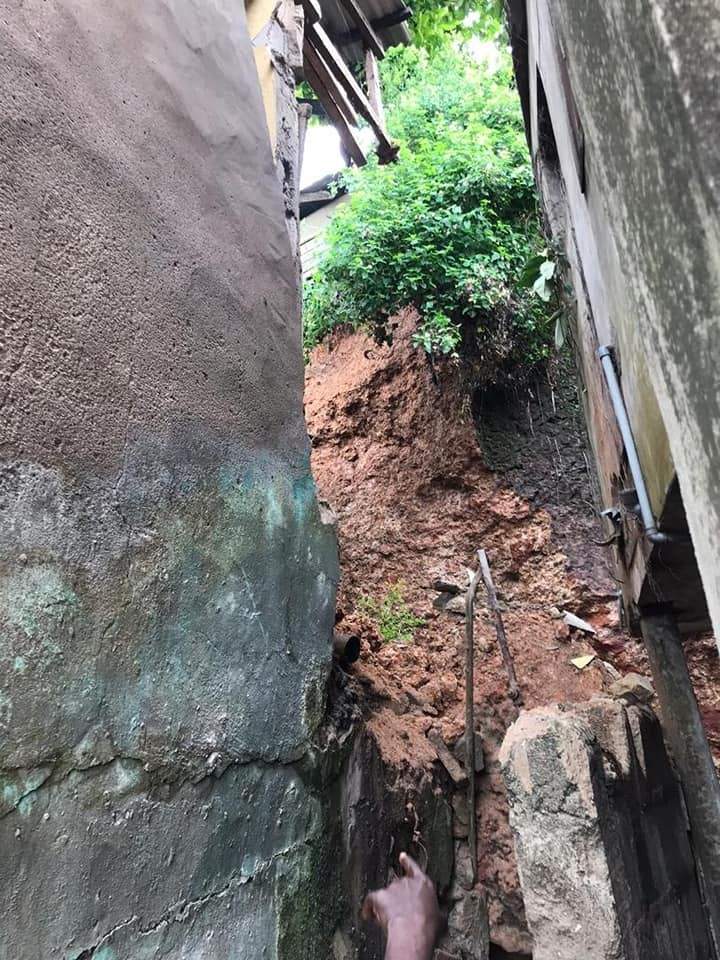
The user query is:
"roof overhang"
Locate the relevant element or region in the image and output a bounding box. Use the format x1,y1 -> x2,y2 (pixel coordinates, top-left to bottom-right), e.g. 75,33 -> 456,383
299,0 -> 409,166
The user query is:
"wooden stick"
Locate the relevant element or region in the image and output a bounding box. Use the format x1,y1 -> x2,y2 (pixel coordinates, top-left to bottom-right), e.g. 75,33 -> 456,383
364,46 -> 386,129
303,36 -> 359,128
302,54 -> 366,168
465,559 -> 483,885
478,549 -> 522,704
306,23 -> 398,164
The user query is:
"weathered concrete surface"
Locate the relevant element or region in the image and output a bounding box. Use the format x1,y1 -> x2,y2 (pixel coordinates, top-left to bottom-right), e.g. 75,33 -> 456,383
248,0 -> 306,254
526,0 -> 720,642
0,1 -> 338,956
500,700 -> 712,960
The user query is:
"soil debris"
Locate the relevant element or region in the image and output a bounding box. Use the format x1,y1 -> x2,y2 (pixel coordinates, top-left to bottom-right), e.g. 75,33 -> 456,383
305,310 -> 720,952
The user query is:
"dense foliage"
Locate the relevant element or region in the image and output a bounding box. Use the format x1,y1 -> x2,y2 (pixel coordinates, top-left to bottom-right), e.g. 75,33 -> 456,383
410,0 -> 504,51
303,43 -> 554,384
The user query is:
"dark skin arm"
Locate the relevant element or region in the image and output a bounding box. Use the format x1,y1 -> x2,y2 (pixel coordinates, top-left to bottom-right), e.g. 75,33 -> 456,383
362,853 -> 442,960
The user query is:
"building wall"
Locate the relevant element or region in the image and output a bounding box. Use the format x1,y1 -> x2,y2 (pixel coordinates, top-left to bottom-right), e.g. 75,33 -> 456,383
517,0 -> 720,636
0,2 -> 338,957
247,0 -> 305,254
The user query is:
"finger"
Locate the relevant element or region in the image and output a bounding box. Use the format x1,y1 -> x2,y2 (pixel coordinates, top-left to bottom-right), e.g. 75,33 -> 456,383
399,851 -> 422,878
362,890 -> 389,927
361,893 -> 377,923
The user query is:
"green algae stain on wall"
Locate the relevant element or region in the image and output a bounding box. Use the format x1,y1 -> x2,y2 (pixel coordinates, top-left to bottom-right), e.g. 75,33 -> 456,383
0,563 -> 78,655
0,765 -> 54,818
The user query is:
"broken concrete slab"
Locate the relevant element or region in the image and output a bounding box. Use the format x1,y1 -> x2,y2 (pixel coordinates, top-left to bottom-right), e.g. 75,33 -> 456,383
500,699 -> 712,960
446,889 -> 490,959
451,794 -> 469,839
433,593 -> 467,616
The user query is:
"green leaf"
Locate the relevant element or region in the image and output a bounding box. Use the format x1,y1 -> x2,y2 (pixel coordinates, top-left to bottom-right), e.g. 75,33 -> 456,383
517,254 -> 546,288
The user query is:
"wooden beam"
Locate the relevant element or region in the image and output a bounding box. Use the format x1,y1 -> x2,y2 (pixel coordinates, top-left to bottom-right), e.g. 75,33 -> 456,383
299,0 -> 321,25
364,46 -> 385,129
303,36 -> 359,129
306,23 -> 398,163
337,0 -> 385,59
333,5 -> 412,47
297,102 -> 312,183
302,55 -> 366,168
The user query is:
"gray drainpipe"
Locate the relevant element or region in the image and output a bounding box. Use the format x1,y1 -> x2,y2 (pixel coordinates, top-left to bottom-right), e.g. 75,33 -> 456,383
598,345 -> 672,544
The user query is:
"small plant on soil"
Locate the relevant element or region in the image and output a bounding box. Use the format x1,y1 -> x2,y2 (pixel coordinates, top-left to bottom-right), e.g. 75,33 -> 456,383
357,583 -> 425,645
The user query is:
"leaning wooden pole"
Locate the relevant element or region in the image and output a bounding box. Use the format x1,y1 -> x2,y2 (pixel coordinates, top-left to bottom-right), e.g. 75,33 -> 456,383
465,555 -> 484,885
478,549 -> 521,704
640,606 -> 720,943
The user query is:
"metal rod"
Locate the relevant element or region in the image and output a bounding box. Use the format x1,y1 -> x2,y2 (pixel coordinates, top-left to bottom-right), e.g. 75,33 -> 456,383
598,345 -> 671,543
640,606 -> 720,946
465,555 -> 484,885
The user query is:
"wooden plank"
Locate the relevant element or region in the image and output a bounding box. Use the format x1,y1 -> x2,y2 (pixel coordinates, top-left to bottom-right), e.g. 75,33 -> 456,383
337,0 -> 385,59
427,729 -> 468,787
302,54 -> 366,168
306,23 -> 398,163
299,0 -> 321,25
303,36 -> 359,128
333,5 -> 412,47
364,46 -> 385,128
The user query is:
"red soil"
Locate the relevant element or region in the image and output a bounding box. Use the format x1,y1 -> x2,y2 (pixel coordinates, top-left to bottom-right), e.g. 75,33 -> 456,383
305,310 -> 719,953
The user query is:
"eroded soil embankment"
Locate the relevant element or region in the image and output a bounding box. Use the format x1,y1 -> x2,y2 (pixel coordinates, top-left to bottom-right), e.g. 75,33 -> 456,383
305,310 -> 720,954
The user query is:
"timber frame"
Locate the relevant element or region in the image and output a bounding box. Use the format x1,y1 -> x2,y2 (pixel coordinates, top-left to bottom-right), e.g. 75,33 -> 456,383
298,0 -> 400,166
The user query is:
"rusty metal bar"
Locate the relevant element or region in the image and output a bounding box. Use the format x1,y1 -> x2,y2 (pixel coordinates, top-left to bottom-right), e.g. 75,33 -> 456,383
465,554 -> 484,885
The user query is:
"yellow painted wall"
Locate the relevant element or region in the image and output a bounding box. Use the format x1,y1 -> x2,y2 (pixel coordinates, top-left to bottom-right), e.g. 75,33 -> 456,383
246,0 -> 278,151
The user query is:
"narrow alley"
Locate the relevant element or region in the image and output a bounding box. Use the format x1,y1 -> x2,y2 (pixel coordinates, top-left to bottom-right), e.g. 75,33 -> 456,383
1,2 -> 719,959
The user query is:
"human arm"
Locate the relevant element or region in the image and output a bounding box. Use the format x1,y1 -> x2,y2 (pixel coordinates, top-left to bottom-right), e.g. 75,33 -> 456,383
362,853 -> 442,960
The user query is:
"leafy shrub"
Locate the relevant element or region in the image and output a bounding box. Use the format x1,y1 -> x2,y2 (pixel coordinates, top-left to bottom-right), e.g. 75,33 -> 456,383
303,44 -> 555,385
357,583 -> 425,645
410,0 -> 504,51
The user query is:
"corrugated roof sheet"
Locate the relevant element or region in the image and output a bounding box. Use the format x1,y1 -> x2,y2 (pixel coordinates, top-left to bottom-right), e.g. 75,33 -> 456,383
318,0 -> 411,63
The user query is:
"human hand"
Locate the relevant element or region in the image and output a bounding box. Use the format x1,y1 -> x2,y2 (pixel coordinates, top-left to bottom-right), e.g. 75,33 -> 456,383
362,853 -> 442,960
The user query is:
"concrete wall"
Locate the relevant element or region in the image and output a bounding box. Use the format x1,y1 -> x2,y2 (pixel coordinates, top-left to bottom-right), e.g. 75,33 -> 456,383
513,0 -> 719,636
0,2 -> 338,957
247,0 -> 306,255
541,0 -> 720,639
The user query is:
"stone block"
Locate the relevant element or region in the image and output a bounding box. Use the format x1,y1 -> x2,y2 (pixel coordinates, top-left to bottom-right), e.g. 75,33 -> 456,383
500,699 -> 711,960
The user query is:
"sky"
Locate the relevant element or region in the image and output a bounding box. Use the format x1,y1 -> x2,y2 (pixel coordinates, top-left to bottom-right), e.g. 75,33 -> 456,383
300,124 -> 345,190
